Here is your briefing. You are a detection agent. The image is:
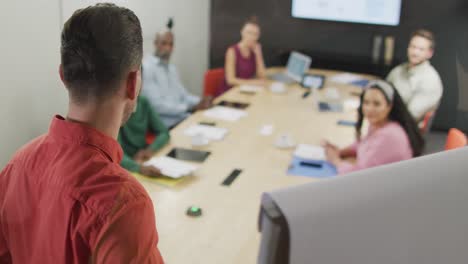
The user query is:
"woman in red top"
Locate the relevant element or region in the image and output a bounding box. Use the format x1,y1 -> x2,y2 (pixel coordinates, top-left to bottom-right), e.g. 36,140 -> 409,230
220,16 -> 267,96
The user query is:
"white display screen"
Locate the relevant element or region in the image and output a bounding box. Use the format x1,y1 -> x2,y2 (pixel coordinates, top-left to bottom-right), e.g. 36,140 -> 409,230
292,0 -> 402,26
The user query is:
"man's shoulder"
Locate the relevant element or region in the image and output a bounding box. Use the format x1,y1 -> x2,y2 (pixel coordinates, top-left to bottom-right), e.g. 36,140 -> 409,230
424,62 -> 443,80
142,54 -> 159,69
387,63 -> 406,80
392,63 -> 408,73
143,54 -> 156,62
167,62 -> 178,72
74,163 -> 152,218
7,134 -> 48,166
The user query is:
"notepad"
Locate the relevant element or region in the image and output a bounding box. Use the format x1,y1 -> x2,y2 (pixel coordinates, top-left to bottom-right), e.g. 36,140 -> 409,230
203,106 -> 248,122
184,124 -> 228,141
143,156 -> 198,179
294,144 -> 326,160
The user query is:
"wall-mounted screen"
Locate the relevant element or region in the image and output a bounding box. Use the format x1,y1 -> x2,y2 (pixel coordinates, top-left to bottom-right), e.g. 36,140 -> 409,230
292,0 -> 402,26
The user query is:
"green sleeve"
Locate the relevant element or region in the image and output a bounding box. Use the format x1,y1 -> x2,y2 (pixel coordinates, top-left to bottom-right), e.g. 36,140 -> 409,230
147,100 -> 170,152
120,153 -> 141,173
118,132 -> 141,173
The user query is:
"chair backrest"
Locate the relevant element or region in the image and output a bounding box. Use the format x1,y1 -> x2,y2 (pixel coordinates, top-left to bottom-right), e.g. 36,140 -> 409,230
420,110 -> 435,134
146,132 -> 156,145
258,147 -> 468,264
203,68 -> 225,97
445,128 -> 467,150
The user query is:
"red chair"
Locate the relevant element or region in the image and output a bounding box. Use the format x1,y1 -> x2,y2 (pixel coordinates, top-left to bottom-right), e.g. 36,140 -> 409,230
146,132 -> 156,145
203,68 -> 225,97
445,128 -> 467,151
420,111 -> 435,134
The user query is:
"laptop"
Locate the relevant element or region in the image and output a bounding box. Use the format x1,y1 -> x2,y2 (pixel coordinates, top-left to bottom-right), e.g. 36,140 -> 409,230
269,51 -> 312,84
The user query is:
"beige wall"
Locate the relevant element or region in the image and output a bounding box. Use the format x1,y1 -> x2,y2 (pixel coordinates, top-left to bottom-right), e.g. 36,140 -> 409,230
0,0 -> 210,167
0,1 -> 67,167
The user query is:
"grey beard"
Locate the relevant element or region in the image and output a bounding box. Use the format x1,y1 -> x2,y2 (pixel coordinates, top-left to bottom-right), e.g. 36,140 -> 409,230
155,52 -> 170,63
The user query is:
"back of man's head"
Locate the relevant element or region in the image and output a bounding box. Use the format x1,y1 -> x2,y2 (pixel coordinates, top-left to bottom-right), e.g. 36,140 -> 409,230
61,3 -> 142,103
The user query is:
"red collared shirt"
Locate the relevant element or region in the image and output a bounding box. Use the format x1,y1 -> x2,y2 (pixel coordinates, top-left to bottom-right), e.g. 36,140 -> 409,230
0,116 -> 164,263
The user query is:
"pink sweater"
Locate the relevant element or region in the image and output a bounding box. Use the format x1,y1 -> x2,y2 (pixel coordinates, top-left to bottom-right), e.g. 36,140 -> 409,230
338,122 -> 413,174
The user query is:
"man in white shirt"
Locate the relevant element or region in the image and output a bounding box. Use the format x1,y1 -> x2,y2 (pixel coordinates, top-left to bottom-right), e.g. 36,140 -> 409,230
142,30 -> 201,128
387,29 -> 443,122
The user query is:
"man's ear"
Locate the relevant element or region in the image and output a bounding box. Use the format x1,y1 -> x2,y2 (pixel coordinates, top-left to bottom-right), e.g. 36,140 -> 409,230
59,64 -> 65,83
125,71 -> 138,100
427,49 -> 434,60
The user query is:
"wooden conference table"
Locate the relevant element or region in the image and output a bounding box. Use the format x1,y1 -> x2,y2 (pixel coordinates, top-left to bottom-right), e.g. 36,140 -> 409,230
137,68 -> 377,264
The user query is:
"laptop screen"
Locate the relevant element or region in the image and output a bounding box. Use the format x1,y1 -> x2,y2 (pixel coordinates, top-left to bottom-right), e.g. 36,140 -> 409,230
286,52 -> 312,82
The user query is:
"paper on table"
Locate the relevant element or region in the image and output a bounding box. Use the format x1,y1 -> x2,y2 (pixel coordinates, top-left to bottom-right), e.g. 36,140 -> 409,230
293,144 -> 326,161
329,73 -> 364,84
240,85 -> 262,93
143,156 -> 198,179
344,98 -> 360,110
270,82 -> 286,93
203,106 -> 248,122
184,124 -> 228,141
259,125 -> 274,136
325,88 -> 341,100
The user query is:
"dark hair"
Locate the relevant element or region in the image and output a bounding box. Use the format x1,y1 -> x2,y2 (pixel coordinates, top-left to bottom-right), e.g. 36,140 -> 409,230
411,29 -> 436,50
61,3 -> 142,102
356,82 -> 425,157
244,15 -> 259,27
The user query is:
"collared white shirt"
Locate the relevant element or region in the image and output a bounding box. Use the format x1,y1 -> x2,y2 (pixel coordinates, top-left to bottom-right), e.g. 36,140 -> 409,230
141,55 -> 200,127
387,61 -> 443,121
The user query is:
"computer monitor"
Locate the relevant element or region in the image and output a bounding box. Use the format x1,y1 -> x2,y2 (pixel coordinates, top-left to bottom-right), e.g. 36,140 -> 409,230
285,52 -> 312,82
258,147 -> 468,264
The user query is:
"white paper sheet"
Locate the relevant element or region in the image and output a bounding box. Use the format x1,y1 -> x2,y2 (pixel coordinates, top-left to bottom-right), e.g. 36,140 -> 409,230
203,106 -> 248,122
293,144 -> 326,161
259,125 -> 274,136
184,125 -> 228,141
344,98 -> 360,110
240,85 -> 262,93
143,156 -> 198,179
329,73 -> 364,84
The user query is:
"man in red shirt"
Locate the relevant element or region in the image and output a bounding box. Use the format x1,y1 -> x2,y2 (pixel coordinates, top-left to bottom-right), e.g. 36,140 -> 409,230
0,3 -> 164,263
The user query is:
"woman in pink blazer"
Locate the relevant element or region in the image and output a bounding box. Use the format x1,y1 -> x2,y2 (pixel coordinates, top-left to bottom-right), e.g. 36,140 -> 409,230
324,80 -> 425,174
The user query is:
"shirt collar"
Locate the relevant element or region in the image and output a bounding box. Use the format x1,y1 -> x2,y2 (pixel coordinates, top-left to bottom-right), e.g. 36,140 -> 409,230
406,60 -> 430,75
48,115 -> 123,163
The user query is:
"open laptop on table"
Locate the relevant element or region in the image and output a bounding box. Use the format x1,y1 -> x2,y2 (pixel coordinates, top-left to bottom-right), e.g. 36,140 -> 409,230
269,51 -> 312,85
